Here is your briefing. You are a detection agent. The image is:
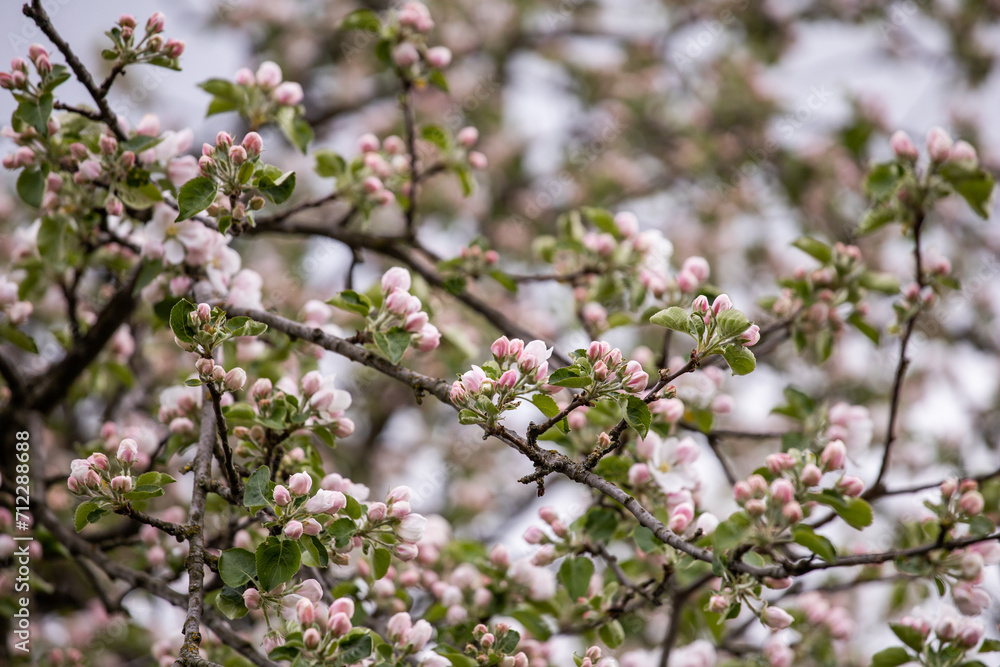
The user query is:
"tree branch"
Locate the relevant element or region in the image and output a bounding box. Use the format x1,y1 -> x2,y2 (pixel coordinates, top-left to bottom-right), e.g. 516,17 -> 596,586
22,0 -> 127,141
206,382 -> 242,504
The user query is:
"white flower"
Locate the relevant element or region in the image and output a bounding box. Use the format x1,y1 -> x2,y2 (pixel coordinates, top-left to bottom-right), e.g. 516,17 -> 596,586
646,434 -> 699,495
144,205 -> 207,265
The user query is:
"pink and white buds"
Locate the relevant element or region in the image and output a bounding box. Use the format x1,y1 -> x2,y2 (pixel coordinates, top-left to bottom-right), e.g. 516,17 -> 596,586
890,130 -> 919,161
251,378 -> 272,399
692,294 -> 710,313
468,151 -> 488,170
926,127 -> 953,162
708,595 -> 729,614
234,68 -> 255,86
224,367 -> 247,391
295,596 -> 315,624
712,294 -> 732,315
397,513 -> 426,542
273,81 -> 304,106
623,361 -> 649,393
387,612 -> 413,641
242,588 -> 261,610
770,478 -> 795,505
523,526 -> 546,544
241,132 -> 263,156
110,475 -> 133,493
255,61 -> 283,89
393,43 -> 420,68
117,438 -> 139,464
762,606 -> 794,630
358,133 -> 380,154
628,463 -> 651,486
457,126 -> 479,148
381,267 -> 412,293
682,256 -> 711,281
304,489 -> 346,514
284,520 -> 304,540
948,140 -> 978,170
329,611 -> 353,637
146,12 -> 166,33
741,324 -> 761,347
273,485 -> 291,506
288,472 -> 313,496
668,503 -> 694,533
836,475 -> 865,497
425,46 -> 452,69
781,501 -> 803,523
958,490 -> 985,515
800,463 -> 822,487
819,440 -> 847,471
303,627 -> 321,649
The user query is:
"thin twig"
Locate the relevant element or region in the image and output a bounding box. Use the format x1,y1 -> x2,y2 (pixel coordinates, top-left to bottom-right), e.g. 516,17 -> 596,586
206,382 -> 242,503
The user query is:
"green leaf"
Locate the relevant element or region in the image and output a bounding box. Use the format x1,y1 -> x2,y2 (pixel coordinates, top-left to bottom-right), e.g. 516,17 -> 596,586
421,125 -> 449,150
15,93 -> 53,136
558,556 -> 594,601
243,466 -> 272,510
330,517 -> 357,541
940,164 -> 995,219
74,501 -> 102,532
721,344 -> 756,376
175,177 -> 218,221
168,299 -> 197,344
344,494 -> 363,520
340,9 -> 381,31
890,623 -> 926,652
0,325 -> 38,354
16,168 -> 45,208
848,312 -> 880,344
599,620 -> 625,649
137,471 -> 176,486
713,511 -> 751,551
338,633 -> 374,664
623,395 -> 651,438
300,534 -> 330,568
255,537 -> 301,591
226,316 -> 268,337
791,525 -> 837,562
199,78 -> 244,102
547,367 -> 591,388
457,409 -> 481,425
716,309 -> 751,339
792,236 -> 832,263
373,326 -> 411,364
859,271 -> 900,294
124,485 -> 164,500
808,492 -> 873,530
511,608 -> 552,641
215,585 -> 249,620
219,548 -> 258,587
428,69 -> 449,92
858,204 -> 897,235
373,547 -> 391,580
870,646 -> 912,667
633,526 -> 661,553
277,109 -> 313,153
315,150 -> 346,179
118,182 -> 163,209
254,167 -> 296,205
327,290 -> 372,317
864,162 -> 902,201
582,508 -> 618,543
580,207 -> 617,234
650,306 -> 691,333
979,639 -> 1000,653
497,629 -> 520,654
531,394 -> 560,419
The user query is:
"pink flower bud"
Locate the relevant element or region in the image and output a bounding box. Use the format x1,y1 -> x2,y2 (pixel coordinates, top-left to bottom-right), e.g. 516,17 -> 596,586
233,68 -> 255,86
890,130 -> 919,161
800,463 -> 822,486
836,475 -> 865,497
781,501 -> 803,523
692,294 -> 710,313
296,596 -> 314,624
712,293 -> 732,314
457,126 -> 479,147
948,140 -> 978,170
762,606 -> 794,630
741,324 -> 761,347
497,369 -> 518,389
393,42 -> 419,67
117,438 -> 139,464
111,475 -> 133,493
241,132 -> 263,156
368,502 -> 388,521
251,378 -> 272,399
164,39 -> 184,58
926,126 -> 953,162
734,481 -> 752,504
329,612 -> 353,636
958,491 -> 985,515
682,256 -> 710,281
288,472 -> 313,496
224,367 -> 247,391
707,595 -> 729,614
273,81 -> 304,106
273,485 -> 291,506
523,526 -> 546,544
146,12 -> 166,33
668,503 -> 694,533
770,479 -> 795,504
255,61 -> 282,89
228,145 -> 247,164
468,151 -> 488,170
819,440 -> 847,471
284,519 -> 304,540
381,267 -> 411,293
628,463 -> 651,486
242,588 -> 261,610
195,358 -> 215,375
426,46 -> 452,68
746,499 -> 766,516
303,627 -> 321,649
